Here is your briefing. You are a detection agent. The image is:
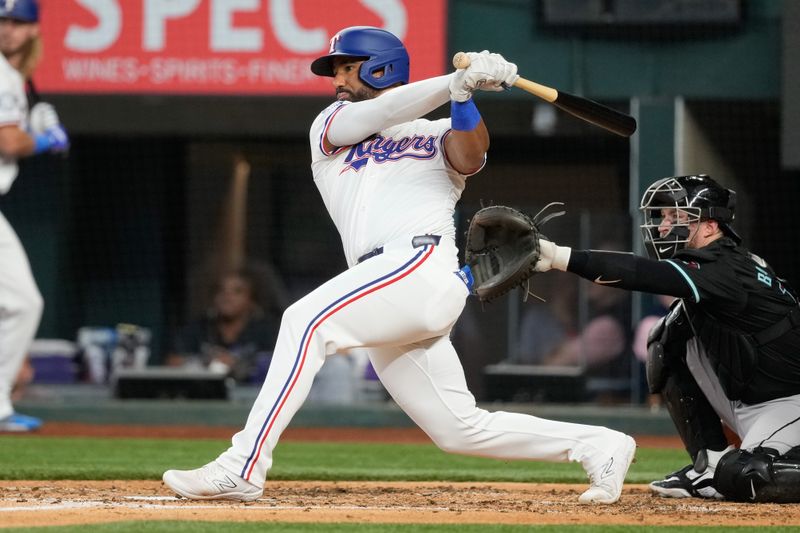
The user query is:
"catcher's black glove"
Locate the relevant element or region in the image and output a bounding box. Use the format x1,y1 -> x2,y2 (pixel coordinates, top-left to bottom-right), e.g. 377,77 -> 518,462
464,203 -> 565,302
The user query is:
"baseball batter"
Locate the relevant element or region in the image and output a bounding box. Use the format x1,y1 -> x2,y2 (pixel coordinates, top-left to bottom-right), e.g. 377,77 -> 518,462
164,26 -> 636,505
0,0 -> 69,433
535,174 -> 800,502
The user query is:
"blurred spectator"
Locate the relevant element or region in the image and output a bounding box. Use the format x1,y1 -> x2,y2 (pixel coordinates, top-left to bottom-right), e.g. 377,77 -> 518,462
166,266 -> 280,382
516,273 -> 577,364
543,279 -> 633,403
632,294 -> 676,409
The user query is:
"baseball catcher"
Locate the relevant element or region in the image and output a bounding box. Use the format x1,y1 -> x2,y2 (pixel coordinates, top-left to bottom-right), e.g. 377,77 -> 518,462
533,174 -> 800,503
463,203 -> 565,302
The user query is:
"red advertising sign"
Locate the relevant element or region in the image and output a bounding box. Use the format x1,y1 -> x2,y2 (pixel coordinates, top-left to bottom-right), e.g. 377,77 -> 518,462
36,0 -> 447,95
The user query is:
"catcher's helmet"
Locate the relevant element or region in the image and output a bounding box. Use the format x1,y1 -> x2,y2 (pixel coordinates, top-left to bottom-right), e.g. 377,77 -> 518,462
0,0 -> 39,22
640,174 -> 739,260
310,26 -> 409,90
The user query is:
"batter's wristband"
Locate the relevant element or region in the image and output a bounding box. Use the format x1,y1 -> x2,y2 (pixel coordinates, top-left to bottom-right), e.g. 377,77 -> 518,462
450,99 -> 481,131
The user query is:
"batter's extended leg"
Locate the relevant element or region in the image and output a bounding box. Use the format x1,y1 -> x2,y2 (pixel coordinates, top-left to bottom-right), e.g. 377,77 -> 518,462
369,336 -> 636,504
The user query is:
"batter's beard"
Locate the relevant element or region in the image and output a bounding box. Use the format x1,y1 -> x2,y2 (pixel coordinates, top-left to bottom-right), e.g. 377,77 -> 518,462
336,86 -> 379,102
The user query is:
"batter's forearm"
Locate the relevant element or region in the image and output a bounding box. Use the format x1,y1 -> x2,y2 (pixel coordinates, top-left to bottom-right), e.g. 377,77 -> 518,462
0,126 -> 35,158
326,75 -> 452,146
567,249 -> 694,298
445,119 -> 489,173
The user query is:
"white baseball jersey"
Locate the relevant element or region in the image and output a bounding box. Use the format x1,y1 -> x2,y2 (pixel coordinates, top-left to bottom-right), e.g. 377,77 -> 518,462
214,97 -> 632,494
0,53 -> 28,195
309,100 -> 467,267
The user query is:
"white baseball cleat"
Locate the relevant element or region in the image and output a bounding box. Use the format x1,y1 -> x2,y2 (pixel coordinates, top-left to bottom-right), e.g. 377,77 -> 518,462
163,461 -> 263,501
579,434 -> 637,504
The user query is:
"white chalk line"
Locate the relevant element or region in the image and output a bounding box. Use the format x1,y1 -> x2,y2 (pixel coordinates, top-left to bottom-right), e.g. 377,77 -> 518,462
0,496 -> 451,513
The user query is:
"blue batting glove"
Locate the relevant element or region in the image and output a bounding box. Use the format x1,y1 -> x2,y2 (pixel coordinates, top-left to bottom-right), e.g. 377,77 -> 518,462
33,124 -> 70,154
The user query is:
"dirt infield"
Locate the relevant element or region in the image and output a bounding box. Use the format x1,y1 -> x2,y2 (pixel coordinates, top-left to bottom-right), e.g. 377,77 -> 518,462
2,480 -> 800,528
3,423 -> 798,528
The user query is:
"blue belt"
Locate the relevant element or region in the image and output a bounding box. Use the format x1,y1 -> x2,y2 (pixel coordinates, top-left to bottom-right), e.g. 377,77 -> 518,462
357,235 -> 441,264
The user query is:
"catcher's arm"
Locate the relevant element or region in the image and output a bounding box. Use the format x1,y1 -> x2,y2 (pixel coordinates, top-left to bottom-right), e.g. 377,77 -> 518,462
538,241 -> 696,299
535,240 -> 571,272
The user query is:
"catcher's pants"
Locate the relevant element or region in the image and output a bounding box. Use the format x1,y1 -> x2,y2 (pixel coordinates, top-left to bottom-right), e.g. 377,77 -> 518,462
686,338 -> 800,454
217,235 -> 626,486
0,210 -> 43,419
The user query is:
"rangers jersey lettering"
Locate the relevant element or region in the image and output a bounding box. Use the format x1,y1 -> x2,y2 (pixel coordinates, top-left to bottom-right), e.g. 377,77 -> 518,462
310,100 -> 472,267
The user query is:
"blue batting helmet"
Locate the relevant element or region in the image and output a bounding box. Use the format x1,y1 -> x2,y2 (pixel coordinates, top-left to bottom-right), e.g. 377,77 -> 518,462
0,0 -> 39,22
310,26 -> 409,90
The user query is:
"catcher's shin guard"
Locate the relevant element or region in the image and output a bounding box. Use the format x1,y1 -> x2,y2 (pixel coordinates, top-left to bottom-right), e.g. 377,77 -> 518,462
715,448 -> 800,503
661,357 -> 729,461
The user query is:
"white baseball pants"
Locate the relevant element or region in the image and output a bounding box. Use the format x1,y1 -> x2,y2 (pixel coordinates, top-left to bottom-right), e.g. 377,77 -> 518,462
0,210 -> 43,419
217,236 -> 625,485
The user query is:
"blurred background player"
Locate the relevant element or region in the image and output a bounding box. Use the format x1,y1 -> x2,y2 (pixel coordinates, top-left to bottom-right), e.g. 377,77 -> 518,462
0,0 -> 69,432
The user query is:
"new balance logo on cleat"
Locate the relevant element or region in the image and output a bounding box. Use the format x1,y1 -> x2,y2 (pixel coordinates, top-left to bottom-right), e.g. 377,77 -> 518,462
579,434 -> 637,505
162,461 -> 263,501
599,458 -> 615,480
212,475 -> 238,492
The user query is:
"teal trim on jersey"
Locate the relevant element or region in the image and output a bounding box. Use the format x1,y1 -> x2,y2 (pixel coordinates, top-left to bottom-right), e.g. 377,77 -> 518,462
665,259 -> 700,303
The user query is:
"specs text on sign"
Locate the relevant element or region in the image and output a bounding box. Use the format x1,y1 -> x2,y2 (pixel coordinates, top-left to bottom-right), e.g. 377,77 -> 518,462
65,0 -> 409,53
37,0 -> 446,94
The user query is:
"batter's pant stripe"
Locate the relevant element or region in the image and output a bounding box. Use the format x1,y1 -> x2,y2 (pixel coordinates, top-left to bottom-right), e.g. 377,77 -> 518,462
241,244 -> 436,480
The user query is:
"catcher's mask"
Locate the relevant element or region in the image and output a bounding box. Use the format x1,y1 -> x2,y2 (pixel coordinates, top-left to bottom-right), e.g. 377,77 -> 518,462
640,174 -> 739,260
310,26 -> 409,90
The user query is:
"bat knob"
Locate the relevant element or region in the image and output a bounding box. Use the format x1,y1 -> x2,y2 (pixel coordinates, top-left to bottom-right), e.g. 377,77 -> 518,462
452,52 -> 470,70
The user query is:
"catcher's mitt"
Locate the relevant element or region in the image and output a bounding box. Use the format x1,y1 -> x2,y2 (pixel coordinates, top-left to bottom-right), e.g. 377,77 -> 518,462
464,203 -> 565,302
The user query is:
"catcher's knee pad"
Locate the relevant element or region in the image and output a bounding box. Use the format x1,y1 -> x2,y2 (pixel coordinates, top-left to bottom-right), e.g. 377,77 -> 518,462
646,299 -> 691,394
715,448 -> 800,503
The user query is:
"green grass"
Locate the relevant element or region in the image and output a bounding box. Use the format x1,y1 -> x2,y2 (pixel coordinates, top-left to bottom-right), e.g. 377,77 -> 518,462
0,435 -> 686,482
1,438 -> 793,532
2,523 -> 799,533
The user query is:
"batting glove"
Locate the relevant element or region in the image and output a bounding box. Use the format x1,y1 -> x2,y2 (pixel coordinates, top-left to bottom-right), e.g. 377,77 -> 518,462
29,102 -> 61,134
464,51 -> 519,92
535,239 -> 571,272
449,69 -> 473,102
33,124 -> 70,154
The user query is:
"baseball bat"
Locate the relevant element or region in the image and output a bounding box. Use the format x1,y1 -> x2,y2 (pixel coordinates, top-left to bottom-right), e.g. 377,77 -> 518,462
453,52 -> 637,137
